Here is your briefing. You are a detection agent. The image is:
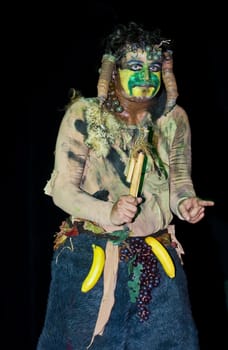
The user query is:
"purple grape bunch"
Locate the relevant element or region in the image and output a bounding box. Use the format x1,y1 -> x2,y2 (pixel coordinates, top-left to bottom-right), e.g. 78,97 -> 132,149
120,236 -> 161,322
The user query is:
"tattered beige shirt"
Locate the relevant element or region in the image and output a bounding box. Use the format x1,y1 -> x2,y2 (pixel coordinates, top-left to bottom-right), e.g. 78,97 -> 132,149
45,97 -> 195,230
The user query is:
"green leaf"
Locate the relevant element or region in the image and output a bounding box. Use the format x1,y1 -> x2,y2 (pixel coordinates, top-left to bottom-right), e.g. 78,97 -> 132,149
83,221 -> 104,234
127,263 -> 142,303
109,229 -> 129,245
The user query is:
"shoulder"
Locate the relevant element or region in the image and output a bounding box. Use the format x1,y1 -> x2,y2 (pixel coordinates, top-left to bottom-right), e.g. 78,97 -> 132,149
158,104 -> 190,127
65,96 -> 98,120
56,97 -> 98,139
155,104 -> 191,139
168,104 -> 190,124
59,96 -> 99,130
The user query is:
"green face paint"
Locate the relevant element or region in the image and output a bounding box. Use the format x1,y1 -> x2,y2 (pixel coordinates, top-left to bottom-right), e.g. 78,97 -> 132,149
145,45 -> 162,61
119,49 -> 162,98
128,67 -> 160,96
119,66 -> 161,98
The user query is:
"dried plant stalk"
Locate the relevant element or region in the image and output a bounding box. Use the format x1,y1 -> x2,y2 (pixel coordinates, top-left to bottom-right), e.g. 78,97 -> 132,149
126,156 -> 136,183
97,54 -> 115,103
129,152 -> 145,197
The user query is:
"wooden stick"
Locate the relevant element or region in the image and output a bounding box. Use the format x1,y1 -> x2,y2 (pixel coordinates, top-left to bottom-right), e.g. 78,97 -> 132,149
126,157 -> 136,183
129,152 -> 145,197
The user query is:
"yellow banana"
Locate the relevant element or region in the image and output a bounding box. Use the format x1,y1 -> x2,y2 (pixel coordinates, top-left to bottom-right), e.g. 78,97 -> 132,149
81,244 -> 105,293
145,236 -> 175,278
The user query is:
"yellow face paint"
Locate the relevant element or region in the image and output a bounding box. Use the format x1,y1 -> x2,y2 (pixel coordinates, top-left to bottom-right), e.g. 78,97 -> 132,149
118,50 -> 162,98
119,68 -> 161,98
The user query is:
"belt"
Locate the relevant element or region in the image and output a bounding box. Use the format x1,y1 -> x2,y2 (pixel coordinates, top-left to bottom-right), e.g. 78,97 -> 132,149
75,219 -> 170,243
53,217 -> 172,251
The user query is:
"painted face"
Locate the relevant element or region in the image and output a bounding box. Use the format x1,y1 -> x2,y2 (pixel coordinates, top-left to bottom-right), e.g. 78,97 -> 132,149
118,49 -> 162,98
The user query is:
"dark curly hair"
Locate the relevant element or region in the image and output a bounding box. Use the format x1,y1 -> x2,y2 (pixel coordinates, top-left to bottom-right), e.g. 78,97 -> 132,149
104,22 -> 171,64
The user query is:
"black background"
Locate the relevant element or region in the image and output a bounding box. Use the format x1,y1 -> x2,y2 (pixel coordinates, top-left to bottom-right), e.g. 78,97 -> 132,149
4,2 -> 228,349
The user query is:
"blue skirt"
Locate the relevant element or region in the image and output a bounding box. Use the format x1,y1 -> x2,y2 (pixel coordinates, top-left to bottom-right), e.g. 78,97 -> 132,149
37,233 -> 200,350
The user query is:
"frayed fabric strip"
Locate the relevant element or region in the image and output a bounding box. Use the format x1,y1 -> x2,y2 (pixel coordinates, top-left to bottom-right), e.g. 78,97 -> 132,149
87,241 -> 119,349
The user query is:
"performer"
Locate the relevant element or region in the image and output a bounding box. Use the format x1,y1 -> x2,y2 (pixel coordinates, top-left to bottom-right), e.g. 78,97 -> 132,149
37,22 -> 214,349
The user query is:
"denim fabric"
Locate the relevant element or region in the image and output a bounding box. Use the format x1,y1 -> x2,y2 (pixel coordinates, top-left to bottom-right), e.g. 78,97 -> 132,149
37,234 -> 199,350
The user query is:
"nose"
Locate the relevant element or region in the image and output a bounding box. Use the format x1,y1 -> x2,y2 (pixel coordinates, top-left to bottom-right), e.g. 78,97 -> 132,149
143,65 -> 150,81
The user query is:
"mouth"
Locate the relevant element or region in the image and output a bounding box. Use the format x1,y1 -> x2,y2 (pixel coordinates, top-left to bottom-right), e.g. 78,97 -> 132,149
132,83 -> 154,88
132,85 -> 155,98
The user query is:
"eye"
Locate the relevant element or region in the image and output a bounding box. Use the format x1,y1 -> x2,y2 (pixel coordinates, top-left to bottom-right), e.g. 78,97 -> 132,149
127,62 -> 143,71
149,63 -> 162,72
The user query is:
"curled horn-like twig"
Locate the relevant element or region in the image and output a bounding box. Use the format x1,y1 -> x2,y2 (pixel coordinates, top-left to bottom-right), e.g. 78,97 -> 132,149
162,51 -> 178,115
97,54 -> 116,105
